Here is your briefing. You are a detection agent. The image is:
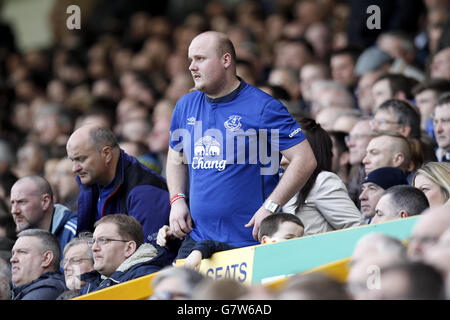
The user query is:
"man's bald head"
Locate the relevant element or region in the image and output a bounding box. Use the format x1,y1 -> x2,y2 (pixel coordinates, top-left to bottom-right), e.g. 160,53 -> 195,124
192,31 -> 236,63
68,125 -> 119,153
66,125 -> 120,186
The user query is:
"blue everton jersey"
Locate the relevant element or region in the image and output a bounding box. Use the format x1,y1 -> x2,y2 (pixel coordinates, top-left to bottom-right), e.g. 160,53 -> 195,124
169,81 -> 305,247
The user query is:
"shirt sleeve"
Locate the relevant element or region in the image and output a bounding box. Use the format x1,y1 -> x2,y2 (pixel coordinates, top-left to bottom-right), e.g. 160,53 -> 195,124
191,240 -> 236,259
260,99 -> 305,151
169,102 -> 183,150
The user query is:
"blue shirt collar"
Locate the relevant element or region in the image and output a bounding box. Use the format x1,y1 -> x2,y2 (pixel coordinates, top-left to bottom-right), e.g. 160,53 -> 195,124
205,77 -> 245,104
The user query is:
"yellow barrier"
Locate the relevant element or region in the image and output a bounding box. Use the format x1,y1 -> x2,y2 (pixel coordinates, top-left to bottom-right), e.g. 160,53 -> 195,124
74,256 -> 351,300
263,257 -> 351,293
73,272 -> 158,300
74,217 -> 417,299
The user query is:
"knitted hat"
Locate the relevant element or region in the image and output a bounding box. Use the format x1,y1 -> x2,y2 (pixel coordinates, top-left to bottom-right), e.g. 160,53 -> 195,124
362,167 -> 409,190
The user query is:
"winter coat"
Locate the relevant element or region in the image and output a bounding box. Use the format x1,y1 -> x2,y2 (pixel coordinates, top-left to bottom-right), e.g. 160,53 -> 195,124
78,244 -> 171,296
12,271 -> 66,300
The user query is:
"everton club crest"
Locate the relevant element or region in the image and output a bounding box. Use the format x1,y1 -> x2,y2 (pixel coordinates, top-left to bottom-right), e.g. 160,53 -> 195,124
224,115 -> 242,132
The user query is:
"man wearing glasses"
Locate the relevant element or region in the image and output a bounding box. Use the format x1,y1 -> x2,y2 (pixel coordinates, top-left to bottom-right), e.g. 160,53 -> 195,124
434,93 -> 450,162
57,233 -> 94,299
370,98 -> 437,165
77,214 -> 171,296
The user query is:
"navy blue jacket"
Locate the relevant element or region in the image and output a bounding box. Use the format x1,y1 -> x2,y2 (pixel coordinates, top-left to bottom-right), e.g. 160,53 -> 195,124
76,150 -> 170,245
78,245 -> 172,295
12,271 -> 66,300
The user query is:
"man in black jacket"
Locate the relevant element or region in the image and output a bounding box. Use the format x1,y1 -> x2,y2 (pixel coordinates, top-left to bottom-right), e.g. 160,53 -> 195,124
10,229 -> 66,300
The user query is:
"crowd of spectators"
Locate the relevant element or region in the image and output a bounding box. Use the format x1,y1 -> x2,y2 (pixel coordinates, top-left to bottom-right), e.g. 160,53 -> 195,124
0,0 -> 450,300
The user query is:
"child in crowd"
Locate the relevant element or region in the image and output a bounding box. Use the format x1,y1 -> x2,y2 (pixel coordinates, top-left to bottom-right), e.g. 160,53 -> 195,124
157,213 -> 304,270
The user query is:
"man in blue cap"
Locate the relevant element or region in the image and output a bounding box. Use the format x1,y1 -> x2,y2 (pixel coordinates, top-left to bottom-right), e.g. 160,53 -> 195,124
359,167 -> 409,224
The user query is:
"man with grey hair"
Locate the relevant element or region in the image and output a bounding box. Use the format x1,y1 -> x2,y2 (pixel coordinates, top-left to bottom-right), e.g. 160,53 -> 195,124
10,229 -> 66,300
10,175 -> 77,255
57,232 -> 94,299
66,125 -> 170,248
371,185 -> 429,224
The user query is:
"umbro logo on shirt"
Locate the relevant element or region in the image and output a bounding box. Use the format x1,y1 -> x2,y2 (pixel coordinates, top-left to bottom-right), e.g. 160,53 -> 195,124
187,117 -> 196,125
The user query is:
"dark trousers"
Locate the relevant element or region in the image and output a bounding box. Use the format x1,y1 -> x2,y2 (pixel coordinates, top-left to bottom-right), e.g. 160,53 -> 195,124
175,235 -> 197,260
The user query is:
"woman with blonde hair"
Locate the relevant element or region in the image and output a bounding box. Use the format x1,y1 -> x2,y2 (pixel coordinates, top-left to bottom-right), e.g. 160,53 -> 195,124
412,162 -> 450,208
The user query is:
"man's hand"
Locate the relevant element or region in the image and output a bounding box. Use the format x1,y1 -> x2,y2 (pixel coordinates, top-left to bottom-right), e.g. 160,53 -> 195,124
183,250 -> 203,271
169,199 -> 193,239
245,206 -> 272,241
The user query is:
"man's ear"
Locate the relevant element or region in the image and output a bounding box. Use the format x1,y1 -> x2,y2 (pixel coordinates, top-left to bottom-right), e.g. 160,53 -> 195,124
102,146 -> 114,164
124,241 -> 137,258
41,250 -> 54,269
222,53 -> 232,69
393,152 -> 405,167
41,193 -> 52,211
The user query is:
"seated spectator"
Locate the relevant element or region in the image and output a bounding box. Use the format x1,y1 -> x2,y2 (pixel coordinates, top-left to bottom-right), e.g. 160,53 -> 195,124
359,167 -> 409,224
299,61 -> 330,114
345,118 -> 373,207
412,78 -> 450,134
12,141 -> 47,178
150,266 -> 205,300
371,74 -> 418,110
371,185 -> 429,224
282,118 -> 364,235
53,157 -> 79,211
10,175 -> 77,256
433,93 -> 450,162
328,130 -> 351,185
355,70 -> 384,116
258,213 -> 304,244
371,99 -> 421,140
267,66 -> 301,103
10,229 -> 66,300
78,214 -> 171,296
371,98 -> 436,166
277,272 -> 350,300
57,232 -> 94,300
332,110 -> 362,134
408,204 -> 450,261
374,262 -> 444,300
430,47 -> 450,80
330,46 -> 361,92
412,162 -> 450,208
362,132 -> 412,176
315,107 -> 350,131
